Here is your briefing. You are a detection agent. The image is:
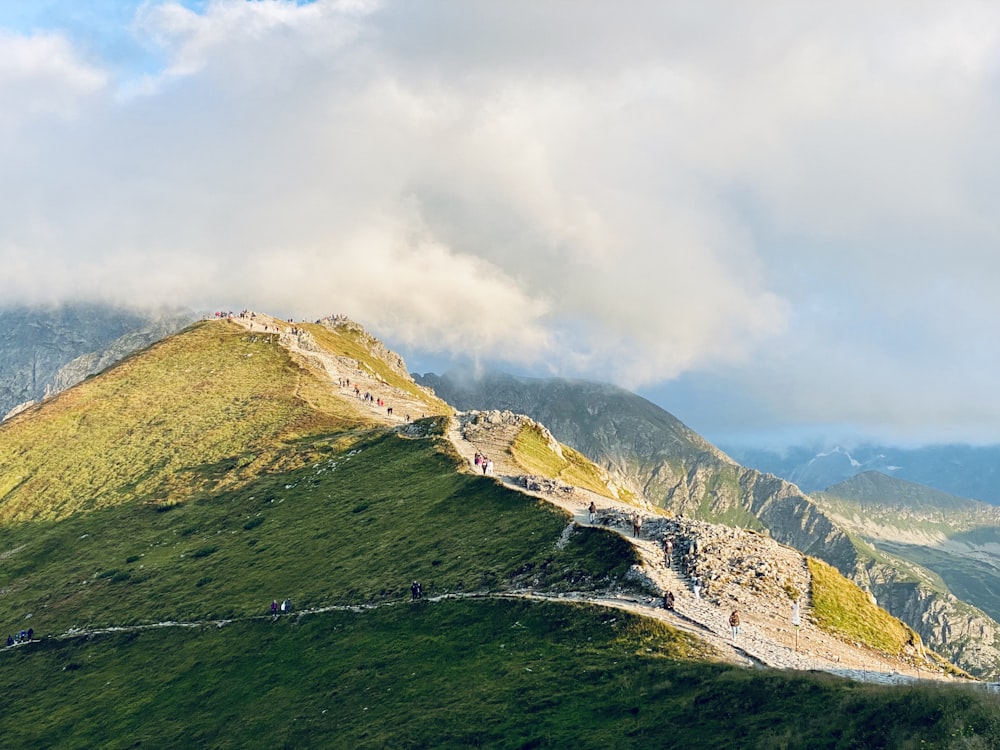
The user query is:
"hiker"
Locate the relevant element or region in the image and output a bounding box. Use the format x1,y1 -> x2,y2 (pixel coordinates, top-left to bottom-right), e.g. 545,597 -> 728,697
588,501 -> 596,523
692,576 -> 701,600
729,610 -> 741,640
271,600 -> 279,618
5,635 -> 12,647
632,514 -> 642,538
26,628 -> 32,641
664,538 -> 673,565
411,581 -> 422,600
664,591 -> 675,611
281,598 -> 292,614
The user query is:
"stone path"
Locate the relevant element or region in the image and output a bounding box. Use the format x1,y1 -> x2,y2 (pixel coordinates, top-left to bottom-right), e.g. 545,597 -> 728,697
224,313 -> 446,426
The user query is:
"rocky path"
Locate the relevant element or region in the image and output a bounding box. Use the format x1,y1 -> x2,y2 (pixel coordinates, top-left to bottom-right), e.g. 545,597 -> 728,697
447,410 -> 964,686
224,313 -> 443,426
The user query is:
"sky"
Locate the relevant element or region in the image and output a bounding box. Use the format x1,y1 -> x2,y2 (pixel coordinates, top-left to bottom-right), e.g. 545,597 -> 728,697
2,1 -> 1000,448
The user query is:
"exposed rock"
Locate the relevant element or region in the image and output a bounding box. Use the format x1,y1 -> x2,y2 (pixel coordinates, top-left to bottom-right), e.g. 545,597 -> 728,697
317,315 -> 409,379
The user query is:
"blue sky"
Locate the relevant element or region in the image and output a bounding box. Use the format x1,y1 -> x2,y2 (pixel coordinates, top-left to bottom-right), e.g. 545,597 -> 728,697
2,1 -> 1000,448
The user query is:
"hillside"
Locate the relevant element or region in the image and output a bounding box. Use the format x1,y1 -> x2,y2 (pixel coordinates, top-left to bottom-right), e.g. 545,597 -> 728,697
0,303 -> 196,421
1,315 -> 998,747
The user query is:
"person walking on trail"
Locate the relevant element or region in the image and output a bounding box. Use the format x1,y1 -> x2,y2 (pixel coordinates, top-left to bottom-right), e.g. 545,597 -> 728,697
664,591 -> 675,611
664,538 -> 673,565
588,501 -> 596,523
411,581 -> 423,600
729,610 -> 741,640
271,600 -> 279,619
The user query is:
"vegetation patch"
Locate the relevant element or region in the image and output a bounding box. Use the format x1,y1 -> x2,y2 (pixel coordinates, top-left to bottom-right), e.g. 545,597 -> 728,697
807,556 -> 917,654
2,598 -> 998,749
511,423 -> 617,499
0,432 -> 643,635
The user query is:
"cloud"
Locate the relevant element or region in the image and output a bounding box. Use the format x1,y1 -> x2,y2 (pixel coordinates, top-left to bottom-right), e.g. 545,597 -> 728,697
0,29 -> 107,123
3,0 -> 1000,442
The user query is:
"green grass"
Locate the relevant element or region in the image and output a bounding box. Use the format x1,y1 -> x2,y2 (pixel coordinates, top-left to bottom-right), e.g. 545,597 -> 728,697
0,321 -> 368,522
304,320 -> 452,410
3,598 -> 999,749
511,423 -> 621,499
808,556 -> 917,655
0,431 -> 642,635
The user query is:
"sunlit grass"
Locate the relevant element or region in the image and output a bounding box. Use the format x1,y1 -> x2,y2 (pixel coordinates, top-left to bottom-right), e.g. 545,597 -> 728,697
510,423 -> 621,500
808,556 -> 917,654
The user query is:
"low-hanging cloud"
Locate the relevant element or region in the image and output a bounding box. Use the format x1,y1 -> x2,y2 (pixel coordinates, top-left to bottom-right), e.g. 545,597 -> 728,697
3,0 -> 1000,442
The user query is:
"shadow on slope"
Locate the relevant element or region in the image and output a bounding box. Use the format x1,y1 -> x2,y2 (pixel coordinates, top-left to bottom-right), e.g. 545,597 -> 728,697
0,431 -> 640,636
3,598 -> 998,749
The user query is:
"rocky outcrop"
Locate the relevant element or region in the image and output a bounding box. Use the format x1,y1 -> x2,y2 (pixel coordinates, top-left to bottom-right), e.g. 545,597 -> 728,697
854,558 -> 1000,678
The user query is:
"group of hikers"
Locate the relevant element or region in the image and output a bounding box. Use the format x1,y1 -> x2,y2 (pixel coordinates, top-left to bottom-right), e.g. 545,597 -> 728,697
584,501 -> 746,645
344,379 -> 408,420
270,598 -> 293,619
473,452 -> 495,476
5,629 -> 32,647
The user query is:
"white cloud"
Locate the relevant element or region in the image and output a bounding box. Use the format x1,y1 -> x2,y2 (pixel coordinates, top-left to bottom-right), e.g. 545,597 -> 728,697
4,0 -> 1000,442
0,30 -> 107,123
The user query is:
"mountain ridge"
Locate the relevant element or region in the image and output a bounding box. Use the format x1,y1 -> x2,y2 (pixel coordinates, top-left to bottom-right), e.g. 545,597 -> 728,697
2,311 -> 998,745
417,368 -> 1000,678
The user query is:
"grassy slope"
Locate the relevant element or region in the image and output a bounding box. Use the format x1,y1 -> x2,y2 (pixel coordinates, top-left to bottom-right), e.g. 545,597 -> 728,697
808,557 -> 919,655
0,432 -> 640,635
0,320 -> 365,522
511,422 -> 625,500
4,599 -> 1000,749
1,321 -> 998,746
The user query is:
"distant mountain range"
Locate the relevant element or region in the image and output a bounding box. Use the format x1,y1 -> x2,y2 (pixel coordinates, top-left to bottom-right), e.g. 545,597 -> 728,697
723,443 -> 1000,504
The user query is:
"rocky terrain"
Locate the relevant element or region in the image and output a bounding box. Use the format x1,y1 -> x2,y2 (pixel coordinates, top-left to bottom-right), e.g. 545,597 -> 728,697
416,370 -> 1000,679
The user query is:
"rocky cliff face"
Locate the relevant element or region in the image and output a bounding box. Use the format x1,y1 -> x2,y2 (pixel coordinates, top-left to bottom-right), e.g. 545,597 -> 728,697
860,561 -> 1000,677
0,304 -> 196,420
415,369 -> 1000,678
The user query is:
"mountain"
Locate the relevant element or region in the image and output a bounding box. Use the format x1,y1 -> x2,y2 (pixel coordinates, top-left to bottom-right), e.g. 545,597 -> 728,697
725,442 -> 1000,504
416,369 -> 1000,678
1,316 -> 997,746
814,471 -> 1000,621
0,303 -> 197,421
